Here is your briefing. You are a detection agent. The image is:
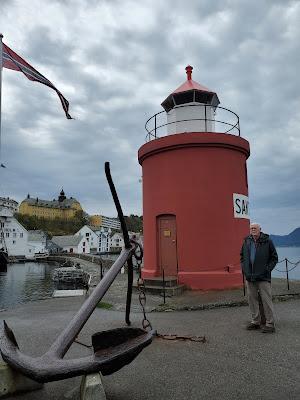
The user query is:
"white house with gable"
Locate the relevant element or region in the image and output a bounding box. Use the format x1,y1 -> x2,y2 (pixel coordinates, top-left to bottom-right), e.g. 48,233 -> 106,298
75,225 -> 99,253
51,235 -> 90,254
91,226 -> 111,253
0,206 -> 30,257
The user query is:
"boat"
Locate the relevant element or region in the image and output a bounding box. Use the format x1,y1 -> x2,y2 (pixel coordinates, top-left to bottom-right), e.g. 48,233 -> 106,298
0,249 -> 8,271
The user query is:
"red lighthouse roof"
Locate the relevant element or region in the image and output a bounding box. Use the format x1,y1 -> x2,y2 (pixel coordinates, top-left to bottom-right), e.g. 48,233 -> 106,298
161,65 -> 220,112
172,65 -> 213,94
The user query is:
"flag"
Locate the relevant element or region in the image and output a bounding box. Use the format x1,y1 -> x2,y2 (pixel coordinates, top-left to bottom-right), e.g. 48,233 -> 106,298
2,43 -> 72,119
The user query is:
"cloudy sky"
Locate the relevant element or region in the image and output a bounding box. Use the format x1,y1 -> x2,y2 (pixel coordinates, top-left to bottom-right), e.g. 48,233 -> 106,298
0,0 -> 299,235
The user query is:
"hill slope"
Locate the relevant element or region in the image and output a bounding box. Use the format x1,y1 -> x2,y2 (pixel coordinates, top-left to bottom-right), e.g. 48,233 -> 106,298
270,227 -> 300,247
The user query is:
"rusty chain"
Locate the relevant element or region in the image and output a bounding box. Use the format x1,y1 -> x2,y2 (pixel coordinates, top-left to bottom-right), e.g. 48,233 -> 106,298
133,242 -> 206,344
156,334 -> 206,343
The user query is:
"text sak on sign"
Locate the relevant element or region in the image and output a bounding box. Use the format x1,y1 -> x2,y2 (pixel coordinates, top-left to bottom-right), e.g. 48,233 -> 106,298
233,193 -> 249,219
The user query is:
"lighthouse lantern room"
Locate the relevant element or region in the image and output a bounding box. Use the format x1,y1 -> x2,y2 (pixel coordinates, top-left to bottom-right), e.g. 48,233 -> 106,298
161,65 -> 220,134
139,66 -> 250,290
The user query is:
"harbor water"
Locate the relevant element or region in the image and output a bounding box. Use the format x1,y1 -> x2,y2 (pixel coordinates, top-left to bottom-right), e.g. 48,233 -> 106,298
0,247 -> 299,309
0,262 -> 56,309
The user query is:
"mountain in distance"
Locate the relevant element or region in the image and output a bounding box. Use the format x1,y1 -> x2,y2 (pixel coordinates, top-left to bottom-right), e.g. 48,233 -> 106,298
270,227 -> 300,247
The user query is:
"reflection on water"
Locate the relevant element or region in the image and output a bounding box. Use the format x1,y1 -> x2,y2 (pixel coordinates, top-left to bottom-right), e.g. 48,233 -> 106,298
0,262 -> 55,309
0,262 -> 84,309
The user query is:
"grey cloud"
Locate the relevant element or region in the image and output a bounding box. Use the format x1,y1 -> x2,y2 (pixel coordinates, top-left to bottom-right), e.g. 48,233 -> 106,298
0,0 -> 299,234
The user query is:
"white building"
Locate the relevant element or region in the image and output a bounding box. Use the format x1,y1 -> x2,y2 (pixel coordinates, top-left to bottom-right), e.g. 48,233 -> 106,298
110,232 -> 124,251
96,227 -> 111,253
75,225 -> 111,253
27,230 -> 48,254
75,225 -> 99,253
0,207 -> 30,257
0,197 -> 19,213
51,235 -> 90,254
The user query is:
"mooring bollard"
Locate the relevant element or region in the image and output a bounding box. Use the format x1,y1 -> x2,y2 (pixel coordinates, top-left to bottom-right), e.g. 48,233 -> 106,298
80,372 -> 106,400
0,362 -> 43,398
285,258 -> 290,291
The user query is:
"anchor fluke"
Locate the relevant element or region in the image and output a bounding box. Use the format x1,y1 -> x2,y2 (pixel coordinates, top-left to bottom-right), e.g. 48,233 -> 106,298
3,320 -> 19,349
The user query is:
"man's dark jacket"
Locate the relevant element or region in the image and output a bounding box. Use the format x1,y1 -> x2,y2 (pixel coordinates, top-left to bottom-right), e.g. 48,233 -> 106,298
240,233 -> 278,282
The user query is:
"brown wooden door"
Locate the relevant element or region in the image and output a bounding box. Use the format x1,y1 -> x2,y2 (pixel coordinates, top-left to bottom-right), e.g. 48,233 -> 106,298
157,215 -> 178,276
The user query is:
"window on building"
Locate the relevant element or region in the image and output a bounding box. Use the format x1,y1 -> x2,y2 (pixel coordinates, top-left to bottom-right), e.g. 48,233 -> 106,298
20,233 -> 23,238
83,242 -> 85,247
13,240 -> 16,244
86,233 -> 89,237
6,233 -> 9,238
13,233 -> 16,238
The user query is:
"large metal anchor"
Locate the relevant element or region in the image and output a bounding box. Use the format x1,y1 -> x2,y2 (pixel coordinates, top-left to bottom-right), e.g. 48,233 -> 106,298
0,162 -> 155,383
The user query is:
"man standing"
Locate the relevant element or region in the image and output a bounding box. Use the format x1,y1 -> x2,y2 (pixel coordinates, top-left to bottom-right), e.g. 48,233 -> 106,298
240,223 -> 278,333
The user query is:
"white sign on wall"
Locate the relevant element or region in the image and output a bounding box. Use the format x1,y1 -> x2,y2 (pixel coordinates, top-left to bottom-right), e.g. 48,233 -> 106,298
233,193 -> 249,219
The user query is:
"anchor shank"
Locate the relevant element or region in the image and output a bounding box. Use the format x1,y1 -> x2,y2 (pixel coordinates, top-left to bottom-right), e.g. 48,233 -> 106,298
47,247 -> 133,358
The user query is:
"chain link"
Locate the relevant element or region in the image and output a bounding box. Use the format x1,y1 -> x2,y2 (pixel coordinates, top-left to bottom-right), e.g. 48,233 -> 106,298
156,333 -> 206,343
136,264 -> 152,331
132,243 -> 153,332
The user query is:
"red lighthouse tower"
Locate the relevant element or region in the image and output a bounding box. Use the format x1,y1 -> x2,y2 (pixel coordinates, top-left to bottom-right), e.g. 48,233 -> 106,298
138,66 -> 250,290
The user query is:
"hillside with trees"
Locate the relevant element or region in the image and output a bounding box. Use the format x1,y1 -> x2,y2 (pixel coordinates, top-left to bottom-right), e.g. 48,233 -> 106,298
14,211 -> 87,237
124,214 -> 143,233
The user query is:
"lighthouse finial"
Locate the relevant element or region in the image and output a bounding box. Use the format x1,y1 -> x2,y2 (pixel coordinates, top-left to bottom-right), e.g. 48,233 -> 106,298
185,65 -> 193,80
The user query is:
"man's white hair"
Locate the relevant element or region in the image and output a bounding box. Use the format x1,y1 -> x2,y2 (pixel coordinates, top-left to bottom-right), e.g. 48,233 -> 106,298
250,222 -> 261,229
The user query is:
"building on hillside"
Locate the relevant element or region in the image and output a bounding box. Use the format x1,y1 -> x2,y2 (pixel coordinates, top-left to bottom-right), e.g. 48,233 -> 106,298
75,225 -> 112,253
89,214 -> 121,230
19,189 -> 83,220
27,230 -> 48,254
0,207 -> 30,257
51,235 -> 90,254
0,197 -> 19,213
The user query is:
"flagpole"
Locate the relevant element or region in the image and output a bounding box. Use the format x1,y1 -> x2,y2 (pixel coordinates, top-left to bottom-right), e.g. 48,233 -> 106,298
0,33 -> 3,164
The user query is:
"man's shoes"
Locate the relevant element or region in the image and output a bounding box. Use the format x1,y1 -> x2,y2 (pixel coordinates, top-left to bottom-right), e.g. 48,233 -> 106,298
261,325 -> 275,333
246,323 -> 261,330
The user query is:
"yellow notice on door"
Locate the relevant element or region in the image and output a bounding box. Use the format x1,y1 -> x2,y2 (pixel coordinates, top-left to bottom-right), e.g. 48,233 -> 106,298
164,230 -> 171,237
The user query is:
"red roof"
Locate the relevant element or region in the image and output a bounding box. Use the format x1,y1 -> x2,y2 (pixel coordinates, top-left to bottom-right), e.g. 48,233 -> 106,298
161,66 -> 219,111
172,78 -> 214,95
172,65 -> 215,95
